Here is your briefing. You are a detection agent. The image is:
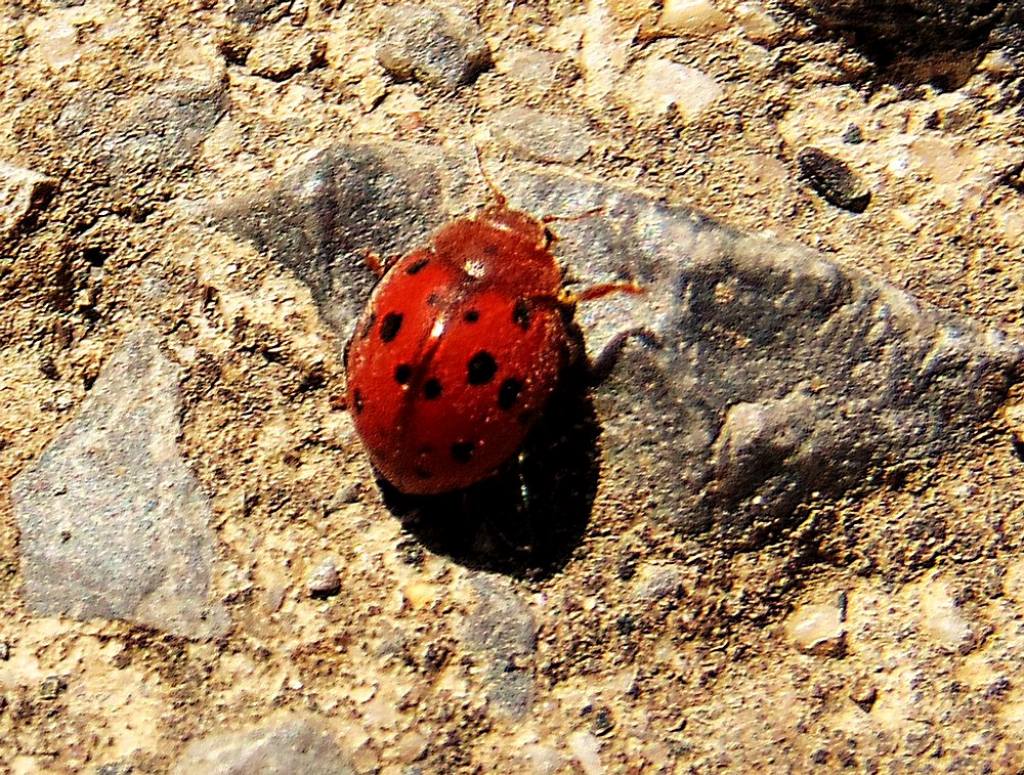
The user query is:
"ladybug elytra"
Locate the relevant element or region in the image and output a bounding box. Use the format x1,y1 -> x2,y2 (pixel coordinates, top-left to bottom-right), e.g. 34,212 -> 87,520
344,168 -> 637,495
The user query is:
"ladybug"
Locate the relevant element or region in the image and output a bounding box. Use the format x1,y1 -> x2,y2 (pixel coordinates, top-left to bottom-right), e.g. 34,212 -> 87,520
344,169 -> 637,496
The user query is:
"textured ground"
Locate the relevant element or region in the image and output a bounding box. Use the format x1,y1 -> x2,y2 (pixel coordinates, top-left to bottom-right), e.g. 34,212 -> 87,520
1,0 -> 1023,772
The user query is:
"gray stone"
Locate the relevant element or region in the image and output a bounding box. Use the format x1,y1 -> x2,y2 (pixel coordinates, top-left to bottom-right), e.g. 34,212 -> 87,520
489,107 -> 592,164
226,0 -> 289,29
11,328 -> 229,639
213,143 -> 469,333
376,3 -> 491,91
0,162 -> 57,239
55,73 -> 226,216
306,558 -> 341,598
461,575 -> 536,718
170,717 -> 355,775
247,23 -> 325,81
214,142 -> 1023,544
39,675 -> 67,700
500,167 -> 1024,541
797,146 -> 871,213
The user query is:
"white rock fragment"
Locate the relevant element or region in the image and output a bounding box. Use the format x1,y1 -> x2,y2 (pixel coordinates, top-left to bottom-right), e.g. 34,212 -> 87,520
523,743 -> 567,774
918,580 -> 973,650
569,731 -> 604,775
659,0 -> 729,36
489,107 -> 592,163
621,58 -> 723,121
498,47 -> 562,92
785,601 -> 846,656
736,2 -> 781,44
578,2 -> 631,108
0,162 -> 57,239
1004,402 -> 1024,447
307,558 -> 341,598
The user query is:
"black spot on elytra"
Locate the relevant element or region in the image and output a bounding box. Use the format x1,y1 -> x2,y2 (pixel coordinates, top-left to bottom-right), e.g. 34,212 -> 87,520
406,258 -> 430,275
513,299 -> 531,330
498,378 -> 522,410
463,309 -> 480,323
353,389 -> 364,413
414,466 -> 432,479
482,243 -> 498,255
451,441 -> 475,463
423,378 -> 442,399
467,351 -> 497,385
394,363 -> 413,384
380,312 -> 403,342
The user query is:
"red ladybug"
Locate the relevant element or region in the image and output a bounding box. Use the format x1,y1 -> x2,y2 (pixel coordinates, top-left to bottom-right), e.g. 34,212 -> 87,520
344,175 -> 636,496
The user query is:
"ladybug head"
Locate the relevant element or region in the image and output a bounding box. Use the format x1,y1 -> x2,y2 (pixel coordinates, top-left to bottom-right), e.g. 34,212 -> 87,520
478,205 -> 550,249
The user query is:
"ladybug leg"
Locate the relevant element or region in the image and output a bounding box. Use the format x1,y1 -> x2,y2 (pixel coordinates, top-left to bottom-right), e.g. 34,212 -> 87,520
541,207 -> 604,225
562,281 -> 644,305
587,327 -> 662,386
360,248 -> 398,277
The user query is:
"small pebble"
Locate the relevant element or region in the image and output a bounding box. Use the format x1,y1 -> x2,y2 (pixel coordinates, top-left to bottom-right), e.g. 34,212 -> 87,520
785,602 -> 846,656
622,58 -> 723,121
377,3 -> 491,92
842,123 -> 864,144
797,146 -> 871,213
0,162 -> 58,239
327,482 -> 361,512
498,47 -> 561,91
396,730 -> 429,764
0,641 -> 8,660
1003,402 -> 1024,447
489,107 -> 592,163
735,2 -> 781,44
659,0 -> 729,35
39,675 -> 67,700
307,558 -> 341,598
849,678 -> 878,711
591,706 -> 615,736
247,23 -> 325,81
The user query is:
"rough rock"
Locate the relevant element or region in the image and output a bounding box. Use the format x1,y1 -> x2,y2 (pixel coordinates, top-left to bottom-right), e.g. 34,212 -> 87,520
786,0 -> 1018,56
55,72 -> 226,214
226,0 -> 289,29
502,167 -> 1023,540
213,143 -> 467,334
460,575 -> 537,718
376,3 -> 491,91
247,23 -> 325,81
797,146 -> 871,213
213,142 -> 1023,543
0,162 -> 57,239
170,716 -> 355,775
11,328 -> 229,639
659,0 -> 730,36
489,107 -> 592,164
620,58 -> 723,121
736,3 -> 782,44
306,558 -> 341,598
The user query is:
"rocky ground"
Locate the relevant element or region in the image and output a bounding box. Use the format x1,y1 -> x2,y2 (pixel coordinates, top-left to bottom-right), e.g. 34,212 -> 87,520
1,0 -> 1023,772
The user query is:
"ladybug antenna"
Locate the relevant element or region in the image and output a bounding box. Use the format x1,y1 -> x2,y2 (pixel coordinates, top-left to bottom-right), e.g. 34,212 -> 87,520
474,146 -> 508,210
